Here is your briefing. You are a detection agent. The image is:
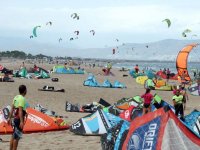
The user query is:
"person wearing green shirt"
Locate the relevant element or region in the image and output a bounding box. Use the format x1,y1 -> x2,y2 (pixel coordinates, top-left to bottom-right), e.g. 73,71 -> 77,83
172,90 -> 184,121
8,85 -> 27,150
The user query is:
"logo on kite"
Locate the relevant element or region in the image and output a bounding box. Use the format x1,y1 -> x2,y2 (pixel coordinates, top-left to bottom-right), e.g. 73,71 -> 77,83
71,13 -> 79,20
128,133 -> 141,150
162,18 -> 171,28
28,113 -> 49,127
90,30 -> 95,36
71,121 -> 81,129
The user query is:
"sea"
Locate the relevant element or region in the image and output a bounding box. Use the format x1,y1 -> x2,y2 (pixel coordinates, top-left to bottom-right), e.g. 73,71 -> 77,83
113,61 -> 200,75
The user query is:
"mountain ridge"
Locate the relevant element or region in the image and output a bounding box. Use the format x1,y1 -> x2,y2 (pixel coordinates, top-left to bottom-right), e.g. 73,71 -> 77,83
0,37 -> 200,61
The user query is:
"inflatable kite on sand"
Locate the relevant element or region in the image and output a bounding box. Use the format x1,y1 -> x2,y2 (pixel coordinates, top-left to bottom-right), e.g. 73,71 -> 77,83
0,107 -> 69,134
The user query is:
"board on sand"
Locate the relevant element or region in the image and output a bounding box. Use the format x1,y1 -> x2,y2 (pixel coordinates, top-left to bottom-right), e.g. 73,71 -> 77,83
38,86 -> 65,92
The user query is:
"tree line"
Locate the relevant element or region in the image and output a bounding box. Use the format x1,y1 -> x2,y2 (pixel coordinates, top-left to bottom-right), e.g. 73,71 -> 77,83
0,50 -> 52,59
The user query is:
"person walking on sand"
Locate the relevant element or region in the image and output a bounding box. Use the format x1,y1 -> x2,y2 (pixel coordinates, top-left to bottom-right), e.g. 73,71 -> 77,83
7,85 -> 28,150
141,88 -> 153,115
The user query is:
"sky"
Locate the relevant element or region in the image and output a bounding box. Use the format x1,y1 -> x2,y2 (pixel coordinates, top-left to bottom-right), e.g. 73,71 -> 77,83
0,0 -> 200,51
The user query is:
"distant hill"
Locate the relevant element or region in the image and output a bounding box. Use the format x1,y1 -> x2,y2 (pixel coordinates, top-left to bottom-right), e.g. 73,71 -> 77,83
0,37 -> 200,61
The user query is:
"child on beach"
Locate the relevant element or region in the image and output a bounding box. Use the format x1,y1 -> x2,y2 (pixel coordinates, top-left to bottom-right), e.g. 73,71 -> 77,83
7,85 -> 28,150
141,88 -> 153,115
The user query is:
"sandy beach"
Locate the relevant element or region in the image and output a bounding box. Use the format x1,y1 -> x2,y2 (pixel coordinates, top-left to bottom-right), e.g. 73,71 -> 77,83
0,62 -> 200,150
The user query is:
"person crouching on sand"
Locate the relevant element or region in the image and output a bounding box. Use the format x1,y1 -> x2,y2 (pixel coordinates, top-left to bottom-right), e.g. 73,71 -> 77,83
141,88 -> 153,115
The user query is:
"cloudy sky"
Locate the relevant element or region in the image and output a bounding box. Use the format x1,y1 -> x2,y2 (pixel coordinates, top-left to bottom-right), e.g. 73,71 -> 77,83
0,0 -> 200,51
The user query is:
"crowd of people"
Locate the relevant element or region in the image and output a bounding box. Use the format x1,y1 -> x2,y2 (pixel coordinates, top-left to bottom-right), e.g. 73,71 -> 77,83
141,82 -> 188,122
2,62 -> 196,150
132,64 -> 189,120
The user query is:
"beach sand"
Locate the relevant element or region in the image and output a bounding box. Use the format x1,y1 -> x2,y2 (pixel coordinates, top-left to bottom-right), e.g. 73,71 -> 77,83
0,62 -> 200,150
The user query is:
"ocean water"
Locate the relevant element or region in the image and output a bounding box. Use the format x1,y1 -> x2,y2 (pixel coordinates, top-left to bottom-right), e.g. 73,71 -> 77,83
113,61 -> 200,74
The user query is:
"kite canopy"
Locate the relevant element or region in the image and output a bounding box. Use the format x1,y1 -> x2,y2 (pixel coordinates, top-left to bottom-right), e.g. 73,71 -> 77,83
0,108 -> 69,134
71,13 -> 79,20
70,109 -> 123,135
182,29 -> 192,37
90,30 -> 95,36
176,44 -> 198,82
33,25 -> 41,37
74,30 -> 79,35
46,21 -> 52,26
162,18 -> 171,28
122,106 -> 200,150
58,38 -> 62,42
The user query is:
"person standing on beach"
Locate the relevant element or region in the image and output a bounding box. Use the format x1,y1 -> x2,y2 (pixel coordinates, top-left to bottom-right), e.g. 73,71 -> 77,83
141,89 -> 153,115
33,64 -> 39,72
7,85 -> 28,150
172,90 -> 184,121
134,64 -> 139,73
166,68 -> 170,83
180,84 -> 189,110
19,62 -> 26,70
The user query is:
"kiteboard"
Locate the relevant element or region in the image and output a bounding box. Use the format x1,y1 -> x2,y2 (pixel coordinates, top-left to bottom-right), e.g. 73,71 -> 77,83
38,86 -> 65,92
